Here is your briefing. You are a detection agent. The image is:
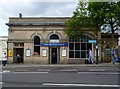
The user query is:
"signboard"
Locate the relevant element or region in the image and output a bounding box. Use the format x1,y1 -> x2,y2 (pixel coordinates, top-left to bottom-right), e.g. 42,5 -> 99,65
42,49 -> 47,57
40,43 -> 68,46
62,49 -> 67,57
8,49 -> 13,57
26,49 -> 31,57
50,40 -> 59,43
88,40 -> 96,43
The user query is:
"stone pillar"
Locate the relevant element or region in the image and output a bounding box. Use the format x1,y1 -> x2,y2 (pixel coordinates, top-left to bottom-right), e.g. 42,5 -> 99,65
7,43 -> 14,63
60,46 -> 68,64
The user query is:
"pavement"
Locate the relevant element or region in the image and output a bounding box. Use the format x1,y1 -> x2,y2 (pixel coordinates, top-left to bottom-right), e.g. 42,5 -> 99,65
1,62 -> 120,72
1,62 -> 120,68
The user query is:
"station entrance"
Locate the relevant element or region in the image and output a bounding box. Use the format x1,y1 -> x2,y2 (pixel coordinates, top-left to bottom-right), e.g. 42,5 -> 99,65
13,48 -> 24,63
49,47 -> 60,64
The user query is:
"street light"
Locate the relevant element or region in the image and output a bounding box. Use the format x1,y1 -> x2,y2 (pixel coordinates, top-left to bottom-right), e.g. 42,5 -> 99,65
96,32 -> 99,64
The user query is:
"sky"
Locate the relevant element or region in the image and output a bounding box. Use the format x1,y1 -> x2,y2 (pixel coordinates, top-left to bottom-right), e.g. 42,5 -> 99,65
0,0 -> 78,36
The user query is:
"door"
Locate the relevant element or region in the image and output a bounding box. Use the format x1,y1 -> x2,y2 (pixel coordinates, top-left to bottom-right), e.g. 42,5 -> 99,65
13,48 -> 24,63
51,48 -> 57,64
49,47 -> 60,64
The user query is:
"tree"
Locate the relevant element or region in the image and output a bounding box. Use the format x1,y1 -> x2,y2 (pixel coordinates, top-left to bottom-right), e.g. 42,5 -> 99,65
65,2 -> 88,40
87,2 -> 105,64
65,1 -> 120,63
88,2 -> 120,50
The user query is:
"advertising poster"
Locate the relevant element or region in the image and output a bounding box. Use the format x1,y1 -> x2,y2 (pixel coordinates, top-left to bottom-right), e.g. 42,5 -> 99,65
42,49 -> 47,57
8,49 -> 13,57
62,49 -> 66,57
26,49 -> 31,57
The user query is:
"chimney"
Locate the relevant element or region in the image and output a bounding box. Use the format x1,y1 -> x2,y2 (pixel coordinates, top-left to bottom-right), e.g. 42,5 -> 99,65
19,13 -> 22,18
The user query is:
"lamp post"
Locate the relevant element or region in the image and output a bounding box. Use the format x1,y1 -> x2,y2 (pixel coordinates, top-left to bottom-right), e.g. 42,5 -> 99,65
96,44 -> 99,64
96,31 -> 99,64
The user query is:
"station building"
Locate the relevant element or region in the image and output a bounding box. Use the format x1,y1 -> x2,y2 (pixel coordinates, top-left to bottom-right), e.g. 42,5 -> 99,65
6,14 -> 119,64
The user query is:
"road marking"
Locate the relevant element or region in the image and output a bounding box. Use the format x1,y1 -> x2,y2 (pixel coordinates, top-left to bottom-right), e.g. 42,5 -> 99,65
89,69 -> 105,71
77,72 -> 120,75
0,70 -> 10,73
61,69 -> 77,72
0,82 -> 4,85
43,83 -> 120,87
14,69 -> 29,72
36,69 -> 51,72
3,70 -> 10,73
13,72 -> 49,74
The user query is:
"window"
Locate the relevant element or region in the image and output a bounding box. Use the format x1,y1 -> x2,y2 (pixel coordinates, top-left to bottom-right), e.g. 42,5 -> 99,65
69,35 -> 92,58
75,51 -> 80,58
50,34 -> 59,39
14,43 -> 24,47
69,51 -> 74,58
34,36 -> 40,55
69,43 -> 74,50
14,43 -> 19,46
75,43 -> 80,50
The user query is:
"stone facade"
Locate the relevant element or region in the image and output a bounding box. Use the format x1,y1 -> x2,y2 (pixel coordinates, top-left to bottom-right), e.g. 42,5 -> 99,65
101,34 -> 119,62
6,16 -> 119,64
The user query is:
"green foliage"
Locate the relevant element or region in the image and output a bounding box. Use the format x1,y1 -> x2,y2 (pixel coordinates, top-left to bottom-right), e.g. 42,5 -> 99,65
65,2 -> 92,40
88,2 -> 120,33
87,1 -> 120,49
65,1 -> 120,45
88,2 -> 106,32
65,17 -> 84,40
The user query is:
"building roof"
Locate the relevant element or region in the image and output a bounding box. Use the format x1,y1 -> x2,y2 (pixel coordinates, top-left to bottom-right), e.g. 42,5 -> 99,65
6,17 -> 70,26
6,22 -> 65,26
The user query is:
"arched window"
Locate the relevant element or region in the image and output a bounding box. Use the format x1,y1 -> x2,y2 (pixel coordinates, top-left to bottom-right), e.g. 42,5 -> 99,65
34,36 -> 40,55
50,34 -> 59,39
69,35 -> 92,58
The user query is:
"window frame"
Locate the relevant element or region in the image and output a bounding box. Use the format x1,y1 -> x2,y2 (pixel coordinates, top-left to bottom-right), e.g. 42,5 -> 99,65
69,35 -> 92,59
33,36 -> 40,56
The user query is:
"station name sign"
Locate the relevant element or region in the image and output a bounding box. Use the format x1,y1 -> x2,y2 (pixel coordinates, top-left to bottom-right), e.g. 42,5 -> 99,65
88,40 -> 96,43
40,43 -> 68,46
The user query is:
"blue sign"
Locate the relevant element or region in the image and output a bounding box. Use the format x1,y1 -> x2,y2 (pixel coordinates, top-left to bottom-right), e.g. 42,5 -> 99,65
40,43 -> 68,46
88,40 -> 96,43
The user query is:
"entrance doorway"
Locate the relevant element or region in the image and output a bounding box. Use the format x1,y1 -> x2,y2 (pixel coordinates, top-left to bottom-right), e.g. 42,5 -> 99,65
13,48 -> 24,63
52,48 -> 57,64
49,47 -> 60,64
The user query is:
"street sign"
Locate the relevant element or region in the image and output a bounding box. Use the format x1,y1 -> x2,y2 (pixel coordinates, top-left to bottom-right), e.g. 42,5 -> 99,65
49,40 -> 59,43
88,40 -> 96,43
40,43 -> 68,46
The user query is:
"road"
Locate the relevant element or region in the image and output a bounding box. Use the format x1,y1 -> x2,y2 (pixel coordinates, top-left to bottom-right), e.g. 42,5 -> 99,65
1,70 -> 120,89
1,64 -> 120,89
